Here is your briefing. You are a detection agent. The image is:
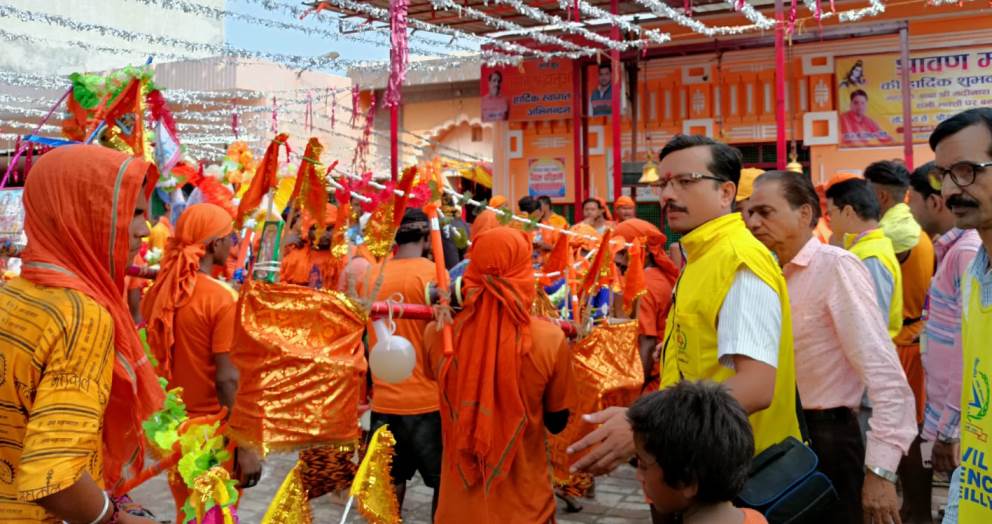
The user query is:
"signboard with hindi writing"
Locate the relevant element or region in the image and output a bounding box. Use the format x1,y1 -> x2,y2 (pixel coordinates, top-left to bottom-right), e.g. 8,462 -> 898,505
528,158 -> 567,198
481,59 -> 573,122
835,48 -> 992,147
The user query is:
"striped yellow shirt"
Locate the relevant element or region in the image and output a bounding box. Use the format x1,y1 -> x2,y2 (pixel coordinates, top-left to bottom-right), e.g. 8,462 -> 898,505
0,278 -> 114,523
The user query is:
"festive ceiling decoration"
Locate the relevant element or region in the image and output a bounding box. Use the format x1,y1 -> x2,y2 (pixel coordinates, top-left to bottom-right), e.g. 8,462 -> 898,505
124,0 -> 475,58
558,0 -> 671,45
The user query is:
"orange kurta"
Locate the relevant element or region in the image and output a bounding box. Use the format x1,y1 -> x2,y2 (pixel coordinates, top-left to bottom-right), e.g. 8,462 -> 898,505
425,319 -> 572,524
168,273 -> 238,417
638,267 -> 674,339
895,231 -> 935,423
366,258 -> 439,415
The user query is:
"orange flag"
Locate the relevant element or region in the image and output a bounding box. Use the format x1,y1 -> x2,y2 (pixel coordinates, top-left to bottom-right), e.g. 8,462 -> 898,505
579,230 -> 613,303
540,232 -> 571,286
288,138 -> 330,231
622,239 -> 646,315
236,133 -> 290,227
101,78 -> 145,157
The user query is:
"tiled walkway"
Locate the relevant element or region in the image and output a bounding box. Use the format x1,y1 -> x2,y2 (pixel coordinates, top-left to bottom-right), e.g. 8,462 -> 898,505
131,451 -> 947,523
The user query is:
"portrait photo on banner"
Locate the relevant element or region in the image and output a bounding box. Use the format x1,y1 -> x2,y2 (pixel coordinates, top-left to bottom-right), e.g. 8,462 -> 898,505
480,59 -> 573,123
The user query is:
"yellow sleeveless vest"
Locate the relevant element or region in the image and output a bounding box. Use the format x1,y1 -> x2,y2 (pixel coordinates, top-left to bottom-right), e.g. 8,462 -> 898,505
660,213 -> 801,454
959,262 -> 992,522
845,228 -> 904,339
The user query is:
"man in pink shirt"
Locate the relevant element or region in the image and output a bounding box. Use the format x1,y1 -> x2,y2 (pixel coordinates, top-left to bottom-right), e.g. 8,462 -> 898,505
744,170 -> 916,524
907,161 -> 981,475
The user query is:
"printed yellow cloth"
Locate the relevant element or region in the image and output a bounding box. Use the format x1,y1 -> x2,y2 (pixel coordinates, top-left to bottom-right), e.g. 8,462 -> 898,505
0,278 -> 115,522
959,265 -> 992,522
549,321 -> 643,486
228,281 -> 367,454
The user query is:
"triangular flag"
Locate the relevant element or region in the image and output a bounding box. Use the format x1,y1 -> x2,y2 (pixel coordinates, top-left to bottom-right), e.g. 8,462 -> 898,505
261,460 -> 313,524
349,425 -> 400,524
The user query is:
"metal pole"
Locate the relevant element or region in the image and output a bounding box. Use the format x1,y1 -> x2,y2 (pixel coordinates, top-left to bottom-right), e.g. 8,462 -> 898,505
900,25 -> 914,170
774,0 -> 787,170
572,60 -> 584,210
610,0 -> 623,201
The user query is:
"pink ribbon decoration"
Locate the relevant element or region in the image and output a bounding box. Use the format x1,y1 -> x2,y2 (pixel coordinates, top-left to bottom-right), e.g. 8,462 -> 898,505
270,96 -> 278,134
352,95 -> 378,170
814,0 -> 822,20
736,0 -> 745,10
351,84 -> 361,127
305,91 -> 314,135
684,0 -> 692,17
331,89 -> 337,130
385,0 -> 410,109
788,0 -> 798,35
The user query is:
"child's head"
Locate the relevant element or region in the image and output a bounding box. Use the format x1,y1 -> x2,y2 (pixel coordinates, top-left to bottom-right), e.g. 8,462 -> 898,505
627,380 -> 755,514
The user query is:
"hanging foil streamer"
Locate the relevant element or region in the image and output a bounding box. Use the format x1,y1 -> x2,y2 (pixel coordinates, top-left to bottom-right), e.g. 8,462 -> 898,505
385,0 -> 409,109
351,84 -> 361,127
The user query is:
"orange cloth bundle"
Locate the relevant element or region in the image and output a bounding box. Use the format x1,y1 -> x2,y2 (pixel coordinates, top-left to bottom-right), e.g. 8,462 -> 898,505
228,281 -> 367,454
548,320 -> 643,485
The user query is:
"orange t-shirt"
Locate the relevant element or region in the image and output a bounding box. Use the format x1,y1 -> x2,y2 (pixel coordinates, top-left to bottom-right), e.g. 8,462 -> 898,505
367,257 -> 439,415
638,267 -> 674,338
169,273 -> 237,417
424,318 -> 574,524
741,508 -> 768,523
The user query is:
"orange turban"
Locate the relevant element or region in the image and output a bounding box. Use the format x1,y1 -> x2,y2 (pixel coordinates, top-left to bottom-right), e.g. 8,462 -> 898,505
445,227 -> 535,489
142,203 -> 233,380
613,218 -> 680,285
614,196 -> 635,209
299,203 -> 338,234
20,145 -> 164,489
489,194 -> 507,208
470,209 -> 501,242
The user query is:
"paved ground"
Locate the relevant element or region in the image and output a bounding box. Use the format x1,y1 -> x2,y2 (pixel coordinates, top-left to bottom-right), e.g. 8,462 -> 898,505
131,451 -> 650,523
131,452 -> 948,523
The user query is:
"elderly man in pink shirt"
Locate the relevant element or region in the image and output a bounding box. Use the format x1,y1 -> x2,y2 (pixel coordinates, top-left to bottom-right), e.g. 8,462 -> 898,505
745,170 -> 916,524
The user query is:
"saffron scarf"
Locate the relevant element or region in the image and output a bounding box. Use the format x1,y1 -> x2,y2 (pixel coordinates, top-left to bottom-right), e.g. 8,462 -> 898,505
445,227 -> 536,490
20,144 -> 164,489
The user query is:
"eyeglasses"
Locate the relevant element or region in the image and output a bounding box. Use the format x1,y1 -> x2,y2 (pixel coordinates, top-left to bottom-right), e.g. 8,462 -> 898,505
655,172 -> 728,192
928,161 -> 992,190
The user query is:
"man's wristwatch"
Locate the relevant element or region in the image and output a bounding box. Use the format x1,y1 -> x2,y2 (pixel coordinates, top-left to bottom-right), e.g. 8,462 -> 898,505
937,435 -> 960,445
866,465 -> 898,483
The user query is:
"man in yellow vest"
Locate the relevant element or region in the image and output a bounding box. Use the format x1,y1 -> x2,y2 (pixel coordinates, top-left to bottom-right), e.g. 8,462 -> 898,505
566,135 -> 801,521
825,178 -> 904,338
930,107 -> 992,524
864,160 -> 936,523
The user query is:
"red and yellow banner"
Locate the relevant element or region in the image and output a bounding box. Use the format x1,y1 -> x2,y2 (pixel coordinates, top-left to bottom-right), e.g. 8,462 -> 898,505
836,47 -> 992,147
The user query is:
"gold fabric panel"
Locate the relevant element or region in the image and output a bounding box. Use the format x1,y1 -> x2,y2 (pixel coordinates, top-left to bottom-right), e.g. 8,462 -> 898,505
228,281 -> 367,454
